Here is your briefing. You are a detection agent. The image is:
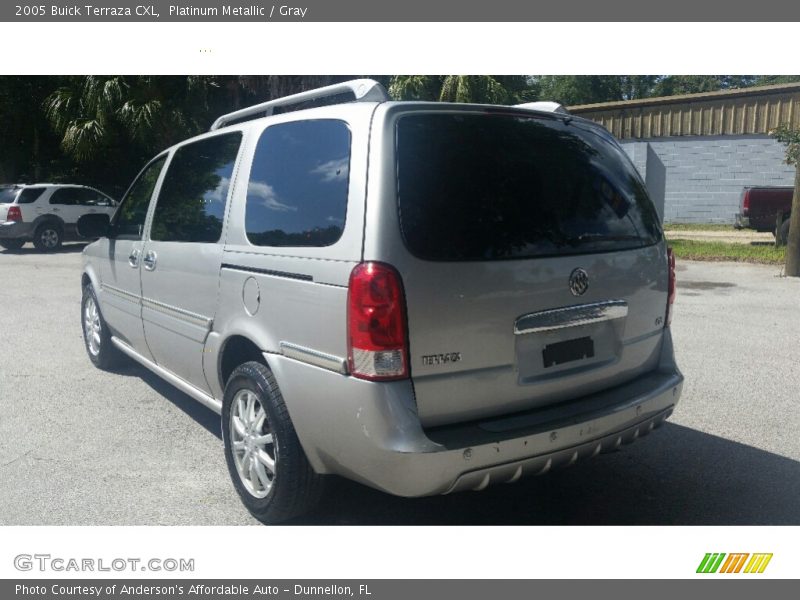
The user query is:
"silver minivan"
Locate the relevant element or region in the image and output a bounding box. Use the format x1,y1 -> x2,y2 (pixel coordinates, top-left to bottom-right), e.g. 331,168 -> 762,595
79,79 -> 682,523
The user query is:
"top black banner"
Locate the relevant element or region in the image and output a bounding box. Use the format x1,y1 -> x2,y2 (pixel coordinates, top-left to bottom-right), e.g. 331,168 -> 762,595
3,0 -> 799,21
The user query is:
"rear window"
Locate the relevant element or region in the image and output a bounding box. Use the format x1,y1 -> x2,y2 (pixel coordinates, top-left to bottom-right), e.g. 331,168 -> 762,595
17,188 -> 47,204
245,119 -> 351,248
396,113 -> 662,261
0,188 -> 20,203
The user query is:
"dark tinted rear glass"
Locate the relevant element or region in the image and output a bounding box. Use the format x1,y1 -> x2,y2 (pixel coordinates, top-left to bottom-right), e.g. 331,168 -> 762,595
17,188 -> 46,204
396,113 -> 662,261
0,187 -> 20,203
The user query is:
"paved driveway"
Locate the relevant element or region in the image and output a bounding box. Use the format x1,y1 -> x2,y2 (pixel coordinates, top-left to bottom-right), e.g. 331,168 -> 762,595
1,244 -> 799,525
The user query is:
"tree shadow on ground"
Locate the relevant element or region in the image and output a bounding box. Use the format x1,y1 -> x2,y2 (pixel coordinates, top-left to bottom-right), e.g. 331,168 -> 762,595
112,361 -> 222,440
0,242 -> 88,255
106,362 -> 800,526
296,422 -> 800,525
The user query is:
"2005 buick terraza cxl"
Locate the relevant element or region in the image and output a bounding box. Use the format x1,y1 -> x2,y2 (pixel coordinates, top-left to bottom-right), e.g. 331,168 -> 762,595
78,79 -> 683,523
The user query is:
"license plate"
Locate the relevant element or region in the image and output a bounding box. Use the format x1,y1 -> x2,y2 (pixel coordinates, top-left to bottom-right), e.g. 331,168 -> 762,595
542,336 -> 595,368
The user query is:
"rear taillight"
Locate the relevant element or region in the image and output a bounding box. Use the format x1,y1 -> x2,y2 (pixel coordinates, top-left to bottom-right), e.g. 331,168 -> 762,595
6,206 -> 22,222
742,190 -> 751,216
666,247 -> 676,326
347,262 -> 409,381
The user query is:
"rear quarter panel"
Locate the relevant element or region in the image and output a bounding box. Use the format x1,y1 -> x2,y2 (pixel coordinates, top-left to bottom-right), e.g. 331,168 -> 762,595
208,104 -> 376,396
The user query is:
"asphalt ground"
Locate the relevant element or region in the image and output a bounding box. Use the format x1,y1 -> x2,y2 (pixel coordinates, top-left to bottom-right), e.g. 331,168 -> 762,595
1,243 -> 799,525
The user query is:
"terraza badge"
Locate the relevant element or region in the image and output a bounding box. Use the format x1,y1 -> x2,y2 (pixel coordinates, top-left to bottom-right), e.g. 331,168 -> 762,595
422,352 -> 462,366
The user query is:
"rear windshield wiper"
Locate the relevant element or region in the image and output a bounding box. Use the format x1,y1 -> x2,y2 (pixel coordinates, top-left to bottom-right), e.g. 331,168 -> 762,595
572,233 -> 645,244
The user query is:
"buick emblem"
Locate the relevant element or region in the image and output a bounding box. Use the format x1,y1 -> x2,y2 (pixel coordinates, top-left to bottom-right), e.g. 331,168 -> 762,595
569,268 -> 589,296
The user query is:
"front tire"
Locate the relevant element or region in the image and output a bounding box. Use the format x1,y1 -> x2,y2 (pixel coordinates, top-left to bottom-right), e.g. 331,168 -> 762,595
33,224 -> 62,251
222,361 -> 323,524
81,284 -> 123,370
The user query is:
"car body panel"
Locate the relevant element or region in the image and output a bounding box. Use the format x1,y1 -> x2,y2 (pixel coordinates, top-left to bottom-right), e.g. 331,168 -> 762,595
363,103 -> 668,427
736,186 -> 793,232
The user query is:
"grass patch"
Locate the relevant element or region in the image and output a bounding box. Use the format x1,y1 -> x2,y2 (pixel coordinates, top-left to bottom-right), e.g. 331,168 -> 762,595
663,223 -> 734,232
668,239 -> 786,264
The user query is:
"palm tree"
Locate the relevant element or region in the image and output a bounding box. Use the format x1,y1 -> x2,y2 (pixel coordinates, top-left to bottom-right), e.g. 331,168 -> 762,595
389,75 -> 532,104
45,76 -> 219,162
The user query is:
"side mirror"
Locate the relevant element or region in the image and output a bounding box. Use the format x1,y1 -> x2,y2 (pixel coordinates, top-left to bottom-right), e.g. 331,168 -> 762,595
77,213 -> 111,239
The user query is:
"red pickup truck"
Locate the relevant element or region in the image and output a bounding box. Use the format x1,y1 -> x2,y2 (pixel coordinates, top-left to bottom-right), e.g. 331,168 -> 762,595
735,186 -> 794,243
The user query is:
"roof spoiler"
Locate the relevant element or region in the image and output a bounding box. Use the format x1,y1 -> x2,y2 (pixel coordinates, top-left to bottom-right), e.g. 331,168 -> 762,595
514,101 -> 570,114
210,78 -> 390,130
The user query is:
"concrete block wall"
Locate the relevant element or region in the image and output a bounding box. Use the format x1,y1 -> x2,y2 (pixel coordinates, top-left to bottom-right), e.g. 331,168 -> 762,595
619,134 -> 795,224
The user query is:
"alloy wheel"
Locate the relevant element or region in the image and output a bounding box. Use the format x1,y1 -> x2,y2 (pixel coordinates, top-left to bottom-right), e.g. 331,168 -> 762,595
230,389 -> 277,498
83,295 -> 102,356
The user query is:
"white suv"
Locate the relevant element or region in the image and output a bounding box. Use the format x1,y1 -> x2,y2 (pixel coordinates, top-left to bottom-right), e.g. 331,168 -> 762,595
0,184 -> 117,251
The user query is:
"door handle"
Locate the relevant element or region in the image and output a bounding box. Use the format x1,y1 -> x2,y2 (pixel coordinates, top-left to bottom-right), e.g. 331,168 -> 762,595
128,249 -> 140,268
51,208 -> 60,212
143,251 -> 157,271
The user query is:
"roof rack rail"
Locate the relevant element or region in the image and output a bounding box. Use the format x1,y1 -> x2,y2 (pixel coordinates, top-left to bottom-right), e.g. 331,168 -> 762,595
514,101 -> 570,114
210,79 -> 390,131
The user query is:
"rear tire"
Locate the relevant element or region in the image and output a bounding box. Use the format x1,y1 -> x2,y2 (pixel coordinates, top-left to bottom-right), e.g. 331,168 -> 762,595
33,224 -> 62,251
0,239 -> 25,251
222,361 -> 324,524
777,218 -> 791,246
81,284 -> 123,370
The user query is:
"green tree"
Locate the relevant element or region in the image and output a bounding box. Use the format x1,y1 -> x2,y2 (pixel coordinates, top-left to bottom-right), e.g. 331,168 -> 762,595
650,75 -> 758,97
43,76 -> 224,195
752,75 -> 800,87
532,76 -> 653,105
388,76 -> 533,104
46,76 -> 218,161
0,76 -> 64,182
770,125 -> 800,276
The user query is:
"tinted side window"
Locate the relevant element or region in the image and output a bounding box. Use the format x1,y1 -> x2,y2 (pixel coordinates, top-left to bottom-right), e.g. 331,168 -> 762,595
113,156 -> 167,240
150,133 -> 241,243
0,188 -> 19,203
245,120 -> 351,247
75,188 -> 112,206
17,188 -> 46,204
50,188 -> 78,205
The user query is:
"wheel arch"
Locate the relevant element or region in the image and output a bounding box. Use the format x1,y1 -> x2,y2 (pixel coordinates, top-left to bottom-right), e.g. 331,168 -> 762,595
82,264 -> 102,296
217,334 -> 269,391
32,214 -> 66,233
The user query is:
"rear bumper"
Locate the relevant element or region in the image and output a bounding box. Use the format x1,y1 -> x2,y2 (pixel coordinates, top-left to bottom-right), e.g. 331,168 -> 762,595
269,330 -> 684,497
0,221 -> 33,240
734,213 -> 750,229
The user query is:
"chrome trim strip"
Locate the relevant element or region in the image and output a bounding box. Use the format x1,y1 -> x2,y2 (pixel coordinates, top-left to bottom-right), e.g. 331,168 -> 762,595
110,337 -> 222,414
141,297 -> 212,330
101,283 -> 140,304
221,263 -> 313,282
279,342 -> 348,375
514,300 -> 628,335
